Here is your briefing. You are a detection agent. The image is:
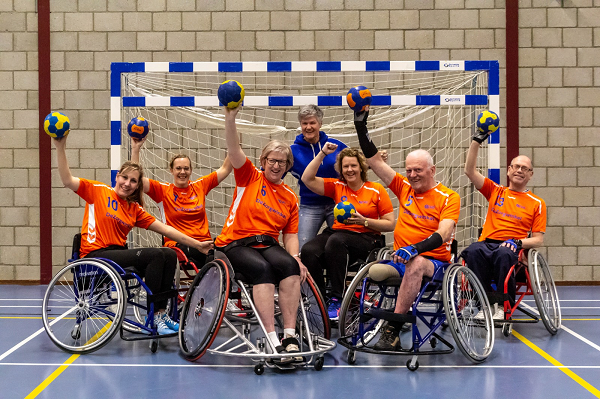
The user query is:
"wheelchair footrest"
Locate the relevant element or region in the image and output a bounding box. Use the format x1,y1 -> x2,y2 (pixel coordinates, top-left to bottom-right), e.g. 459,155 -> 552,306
360,308 -> 416,324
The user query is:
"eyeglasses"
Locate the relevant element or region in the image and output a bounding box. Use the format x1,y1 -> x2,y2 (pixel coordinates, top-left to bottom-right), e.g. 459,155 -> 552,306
266,158 -> 288,167
510,164 -> 533,173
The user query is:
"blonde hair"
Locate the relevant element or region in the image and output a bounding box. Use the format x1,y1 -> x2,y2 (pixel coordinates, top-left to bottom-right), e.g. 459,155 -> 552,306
335,147 -> 369,183
260,140 -> 294,172
117,161 -> 145,208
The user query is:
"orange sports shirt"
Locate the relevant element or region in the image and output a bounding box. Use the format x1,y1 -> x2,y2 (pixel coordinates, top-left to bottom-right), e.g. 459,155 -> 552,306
323,179 -> 394,233
478,177 -> 547,241
146,172 -> 219,247
76,179 -> 156,258
215,158 -> 299,247
388,174 -> 460,262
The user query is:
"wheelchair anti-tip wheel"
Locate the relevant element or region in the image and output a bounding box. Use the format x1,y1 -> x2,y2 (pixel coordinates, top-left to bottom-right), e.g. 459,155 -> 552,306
42,259 -> 126,354
179,259 -> 230,360
443,263 -> 494,363
528,249 -> 561,335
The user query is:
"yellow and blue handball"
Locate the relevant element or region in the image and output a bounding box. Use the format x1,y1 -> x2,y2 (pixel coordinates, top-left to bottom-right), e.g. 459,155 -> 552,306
127,116 -> 149,140
334,201 -> 356,223
346,85 -> 372,112
476,110 -> 500,135
218,80 -> 245,108
43,111 -> 70,138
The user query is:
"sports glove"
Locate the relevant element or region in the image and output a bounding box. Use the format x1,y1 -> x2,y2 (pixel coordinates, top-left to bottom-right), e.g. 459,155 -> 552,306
395,245 -> 418,264
354,109 -> 369,124
472,130 -> 490,144
501,238 -> 521,253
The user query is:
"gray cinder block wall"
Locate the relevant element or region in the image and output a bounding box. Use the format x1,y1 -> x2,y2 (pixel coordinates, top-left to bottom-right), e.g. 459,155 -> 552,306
0,0 -> 599,281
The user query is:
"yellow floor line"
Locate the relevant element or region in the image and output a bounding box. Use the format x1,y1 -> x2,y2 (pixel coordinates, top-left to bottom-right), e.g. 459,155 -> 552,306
512,330 -> 600,398
24,322 -> 112,399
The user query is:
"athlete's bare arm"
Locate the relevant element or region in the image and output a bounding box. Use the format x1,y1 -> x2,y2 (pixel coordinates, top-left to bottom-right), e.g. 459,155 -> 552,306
465,141 -> 485,190
223,106 -> 246,169
130,136 -> 150,193
51,136 -> 80,192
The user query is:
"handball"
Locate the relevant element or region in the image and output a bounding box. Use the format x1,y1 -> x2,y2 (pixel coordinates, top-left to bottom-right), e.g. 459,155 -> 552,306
346,85 -> 372,112
127,117 -> 149,140
476,110 -> 500,135
334,201 -> 356,223
218,80 -> 245,108
43,111 -> 70,138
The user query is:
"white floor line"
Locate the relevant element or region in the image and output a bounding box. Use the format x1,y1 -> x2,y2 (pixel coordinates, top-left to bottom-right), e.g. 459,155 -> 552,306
520,302 -> 600,353
0,306 -> 75,362
1,362 -> 600,369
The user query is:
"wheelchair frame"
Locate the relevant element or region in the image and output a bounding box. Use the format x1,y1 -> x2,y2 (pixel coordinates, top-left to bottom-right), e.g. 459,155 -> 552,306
490,248 -> 561,337
337,249 -> 495,371
178,253 -> 337,375
42,235 -> 180,354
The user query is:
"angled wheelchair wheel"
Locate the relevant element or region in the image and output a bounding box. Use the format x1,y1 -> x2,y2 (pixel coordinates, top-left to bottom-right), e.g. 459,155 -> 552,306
298,275 -> 330,340
338,262 -> 392,348
528,249 -> 561,335
179,259 -> 230,361
42,259 -> 126,354
443,263 -> 494,363
122,279 -> 146,333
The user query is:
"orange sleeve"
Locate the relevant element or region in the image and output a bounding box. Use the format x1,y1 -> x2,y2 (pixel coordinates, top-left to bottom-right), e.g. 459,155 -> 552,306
146,178 -> 164,203
322,178 -> 337,200
532,197 -> 547,233
376,183 -> 394,216
440,189 -> 461,224
198,171 -> 219,195
133,203 -> 156,229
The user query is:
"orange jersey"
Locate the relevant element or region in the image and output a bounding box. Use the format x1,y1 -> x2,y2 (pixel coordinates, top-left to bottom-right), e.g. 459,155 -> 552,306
323,179 -> 393,233
76,179 -> 156,258
478,177 -> 547,241
388,174 -> 460,261
215,158 -> 299,247
146,172 -> 219,247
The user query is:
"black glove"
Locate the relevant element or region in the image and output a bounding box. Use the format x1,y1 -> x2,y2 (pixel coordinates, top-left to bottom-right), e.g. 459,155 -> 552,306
473,129 -> 490,144
354,109 -> 369,125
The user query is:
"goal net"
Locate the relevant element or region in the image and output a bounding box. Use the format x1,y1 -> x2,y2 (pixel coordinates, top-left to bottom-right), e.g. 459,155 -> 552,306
111,61 -> 500,251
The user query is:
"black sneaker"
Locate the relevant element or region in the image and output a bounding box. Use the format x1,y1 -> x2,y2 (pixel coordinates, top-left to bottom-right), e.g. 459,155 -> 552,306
373,325 -> 401,351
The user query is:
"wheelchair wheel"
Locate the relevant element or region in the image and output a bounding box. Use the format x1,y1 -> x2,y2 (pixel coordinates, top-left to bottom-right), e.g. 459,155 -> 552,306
179,259 -> 230,361
42,259 -> 126,354
338,262 -> 391,348
298,275 -> 330,340
528,249 -> 561,335
122,279 -> 146,333
443,263 -> 494,363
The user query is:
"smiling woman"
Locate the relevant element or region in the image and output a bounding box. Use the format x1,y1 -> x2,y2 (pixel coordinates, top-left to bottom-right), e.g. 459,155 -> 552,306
51,134 -> 213,335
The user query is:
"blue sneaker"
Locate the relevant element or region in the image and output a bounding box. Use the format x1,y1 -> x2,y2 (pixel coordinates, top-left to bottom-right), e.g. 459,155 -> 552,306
161,312 -> 180,332
327,297 -> 341,321
149,313 -> 172,335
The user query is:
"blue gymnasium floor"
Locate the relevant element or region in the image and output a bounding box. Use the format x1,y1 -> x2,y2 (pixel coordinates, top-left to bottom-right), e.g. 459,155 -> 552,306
0,285 -> 599,399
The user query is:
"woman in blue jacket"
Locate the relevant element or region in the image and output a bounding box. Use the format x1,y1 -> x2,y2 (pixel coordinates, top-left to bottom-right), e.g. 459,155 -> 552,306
289,105 -> 347,250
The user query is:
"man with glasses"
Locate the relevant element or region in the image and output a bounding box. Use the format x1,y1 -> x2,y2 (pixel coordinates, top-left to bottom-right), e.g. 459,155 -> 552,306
460,128 -> 547,319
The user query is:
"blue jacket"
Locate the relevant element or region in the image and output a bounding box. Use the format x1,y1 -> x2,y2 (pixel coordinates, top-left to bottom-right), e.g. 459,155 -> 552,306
289,131 -> 347,206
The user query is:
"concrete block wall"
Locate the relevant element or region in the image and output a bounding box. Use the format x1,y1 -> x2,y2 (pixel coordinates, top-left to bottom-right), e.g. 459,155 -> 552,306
0,0 -> 599,281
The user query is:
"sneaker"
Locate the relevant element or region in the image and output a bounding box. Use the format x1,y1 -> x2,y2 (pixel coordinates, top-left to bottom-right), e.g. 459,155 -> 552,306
492,307 -> 505,321
327,297 -> 341,321
278,336 -> 303,363
161,312 -> 180,332
373,325 -> 401,351
150,313 -> 173,335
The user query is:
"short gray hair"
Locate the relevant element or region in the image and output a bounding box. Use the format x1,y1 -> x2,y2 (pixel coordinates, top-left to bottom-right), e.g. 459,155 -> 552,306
297,104 -> 324,124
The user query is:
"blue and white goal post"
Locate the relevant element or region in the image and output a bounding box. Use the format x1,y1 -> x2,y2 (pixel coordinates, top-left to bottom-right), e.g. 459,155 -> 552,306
110,60 -> 500,247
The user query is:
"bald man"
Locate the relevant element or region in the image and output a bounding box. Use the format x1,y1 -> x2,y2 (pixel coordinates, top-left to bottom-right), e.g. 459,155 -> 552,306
353,110 -> 460,351
461,134 -> 547,319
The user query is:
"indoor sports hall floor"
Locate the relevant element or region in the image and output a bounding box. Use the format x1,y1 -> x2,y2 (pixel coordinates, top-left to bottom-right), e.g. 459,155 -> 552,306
1,284 -> 599,399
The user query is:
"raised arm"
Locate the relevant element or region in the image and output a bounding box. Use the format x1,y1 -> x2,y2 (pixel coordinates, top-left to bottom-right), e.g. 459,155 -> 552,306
353,110 -> 396,186
52,136 -> 80,192
148,220 -> 214,254
465,141 -> 485,190
223,106 -> 246,169
216,154 -> 233,183
300,142 -> 337,196
130,136 -> 150,193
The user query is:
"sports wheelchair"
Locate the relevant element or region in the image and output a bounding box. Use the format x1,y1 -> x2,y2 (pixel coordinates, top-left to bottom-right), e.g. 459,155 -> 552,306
337,247 -> 495,371
467,248 -> 561,337
178,251 -> 336,375
42,234 -> 181,354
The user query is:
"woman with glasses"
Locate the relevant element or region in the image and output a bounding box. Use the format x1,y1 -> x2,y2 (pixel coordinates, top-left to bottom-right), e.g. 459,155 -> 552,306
300,143 -> 396,321
215,106 -> 308,364
130,137 -> 232,267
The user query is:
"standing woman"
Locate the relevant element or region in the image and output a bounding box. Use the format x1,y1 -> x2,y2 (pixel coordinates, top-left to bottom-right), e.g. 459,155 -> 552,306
131,137 -> 232,266
215,106 -> 308,362
52,136 -> 213,335
301,144 -> 395,320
